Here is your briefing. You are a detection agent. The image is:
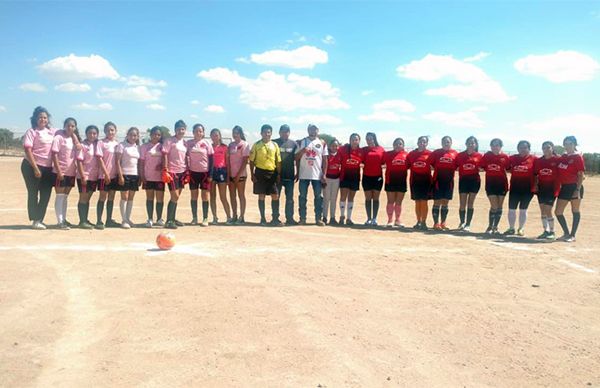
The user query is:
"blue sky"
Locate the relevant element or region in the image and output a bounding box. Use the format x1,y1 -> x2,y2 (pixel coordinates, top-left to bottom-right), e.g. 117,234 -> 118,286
1,1 -> 600,151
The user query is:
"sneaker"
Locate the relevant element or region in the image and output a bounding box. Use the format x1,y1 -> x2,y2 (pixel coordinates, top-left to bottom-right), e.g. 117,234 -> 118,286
231,215 -> 238,223
106,219 -> 119,228
270,218 -> 283,227
210,217 -> 218,225
299,218 -> 307,225
536,231 -> 548,239
463,225 -> 471,232
155,219 -> 165,227
440,223 -> 449,231
95,221 -> 105,230
413,222 -> 421,230
64,220 -> 75,228
433,223 -> 442,231
364,219 -> 372,226
285,219 -> 299,226
386,221 -> 394,228
78,221 -> 93,230
565,235 -> 576,243
394,221 -> 405,228
503,228 -> 516,236
201,218 -> 209,227
236,217 -> 245,225
329,218 -> 338,226
121,221 -> 131,229
346,219 -> 354,226
339,216 -> 345,225
492,227 -> 500,235
57,222 -> 70,230
517,228 -> 525,236
226,218 -> 234,225
420,223 -> 428,231
316,220 -> 325,226
458,223 -> 466,231
545,232 -> 556,240
144,219 -> 153,228
260,218 -> 268,226
174,219 -> 184,227
371,219 -> 378,227
485,226 -> 493,234
32,220 -> 47,230
165,221 -> 178,229
190,217 -> 198,226
322,217 -> 328,224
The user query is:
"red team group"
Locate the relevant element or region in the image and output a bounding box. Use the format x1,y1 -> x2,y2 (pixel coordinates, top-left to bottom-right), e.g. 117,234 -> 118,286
21,106 -> 586,242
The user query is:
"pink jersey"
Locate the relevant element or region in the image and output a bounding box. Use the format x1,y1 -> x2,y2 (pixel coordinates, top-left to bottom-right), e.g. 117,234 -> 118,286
97,139 -> 120,179
213,144 -> 228,168
23,127 -> 57,167
51,130 -> 80,176
162,136 -> 187,173
140,142 -> 163,181
77,140 -> 99,180
228,140 -> 250,177
186,139 -> 214,173
116,142 -> 140,176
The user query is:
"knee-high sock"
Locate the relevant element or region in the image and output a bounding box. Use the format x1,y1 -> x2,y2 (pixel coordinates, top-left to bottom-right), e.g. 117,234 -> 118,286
166,201 -> 177,222
365,199 -> 372,220
202,201 -> 209,219
556,214 -> 569,235
386,203 -> 394,222
191,199 -> 198,219
508,209 -> 516,229
106,200 -> 114,221
258,199 -> 266,220
488,209 -> 494,228
126,200 -> 134,223
394,204 -> 401,222
272,199 -> 280,219
339,201 -> 346,218
460,209 -> 466,225
493,209 -> 503,228
372,200 -> 380,220
120,199 -> 127,222
466,208 -> 474,225
518,209 -> 527,229
440,206 -> 449,223
62,195 -> 68,222
571,212 -> 581,237
55,194 -> 66,223
146,200 -> 154,220
547,217 -> 555,232
97,200 -> 105,223
432,205 -> 440,224
78,202 -> 85,223
541,216 -> 548,231
83,202 -> 90,223
156,201 -> 164,220
347,202 -> 354,220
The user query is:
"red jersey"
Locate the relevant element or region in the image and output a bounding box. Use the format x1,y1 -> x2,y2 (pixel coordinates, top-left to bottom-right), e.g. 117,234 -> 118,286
213,144 -> 227,168
456,151 -> 482,178
407,149 -> 432,182
339,145 -> 363,181
535,156 -> 560,196
557,153 -> 585,185
326,152 -> 342,179
480,151 -> 509,178
361,146 -> 385,177
509,154 -> 537,192
383,150 -> 408,185
429,148 -> 458,183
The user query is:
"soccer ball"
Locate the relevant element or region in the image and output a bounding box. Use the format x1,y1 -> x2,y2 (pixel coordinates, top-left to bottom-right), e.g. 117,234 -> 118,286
156,232 -> 176,250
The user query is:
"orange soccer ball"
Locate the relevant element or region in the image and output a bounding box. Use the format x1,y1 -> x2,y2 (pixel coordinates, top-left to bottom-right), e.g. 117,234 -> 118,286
156,232 -> 176,250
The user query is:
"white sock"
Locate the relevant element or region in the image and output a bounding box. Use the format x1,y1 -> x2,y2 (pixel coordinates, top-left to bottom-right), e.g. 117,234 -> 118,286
126,200 -> 134,223
120,199 -> 127,223
518,209 -> 527,229
55,194 -> 66,223
541,216 -> 548,231
347,202 -> 354,220
547,217 -> 555,232
508,209 -> 516,229
62,195 -> 68,222
339,202 -> 346,218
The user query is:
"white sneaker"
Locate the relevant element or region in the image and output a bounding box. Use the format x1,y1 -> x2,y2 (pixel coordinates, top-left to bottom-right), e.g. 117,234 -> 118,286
121,221 -> 131,229
32,220 -> 47,230
201,218 -> 209,227
386,221 -> 394,228
463,225 -> 471,232
144,219 -> 153,228
155,219 -> 165,227
364,219 -> 372,226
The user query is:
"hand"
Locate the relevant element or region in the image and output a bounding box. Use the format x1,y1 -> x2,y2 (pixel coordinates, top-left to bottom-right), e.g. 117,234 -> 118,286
294,173 -> 299,183
533,184 -> 538,193
75,143 -> 83,151
118,175 -> 125,186
34,169 -> 42,178
57,172 -> 64,181
251,175 -> 256,183
277,175 -> 281,184
575,187 -> 581,199
81,177 -> 87,187
321,176 -> 327,185
138,178 -> 144,187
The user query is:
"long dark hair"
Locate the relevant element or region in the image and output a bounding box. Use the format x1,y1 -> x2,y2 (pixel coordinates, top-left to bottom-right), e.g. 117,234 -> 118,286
149,126 -> 164,144
365,132 -> 379,147
63,117 -> 81,142
210,128 -> 223,146
232,125 -> 246,141
465,136 -> 479,152
347,132 -> 361,153
30,106 -> 50,129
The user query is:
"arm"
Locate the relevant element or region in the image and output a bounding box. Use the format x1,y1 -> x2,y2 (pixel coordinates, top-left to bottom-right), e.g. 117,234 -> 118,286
97,155 -> 110,181
249,160 -> 256,182
321,154 -> 328,184
139,159 -> 145,184
575,171 -> 585,198
24,147 -> 41,178
77,160 -> 86,186
52,152 -> 63,181
116,150 -> 125,186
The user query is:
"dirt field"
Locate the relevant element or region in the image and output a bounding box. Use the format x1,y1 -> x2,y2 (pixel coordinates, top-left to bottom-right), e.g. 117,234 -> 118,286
0,155 -> 599,387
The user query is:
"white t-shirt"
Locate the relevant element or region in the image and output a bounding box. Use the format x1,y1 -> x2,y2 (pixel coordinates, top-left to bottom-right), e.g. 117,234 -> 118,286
116,142 -> 140,176
296,137 -> 328,180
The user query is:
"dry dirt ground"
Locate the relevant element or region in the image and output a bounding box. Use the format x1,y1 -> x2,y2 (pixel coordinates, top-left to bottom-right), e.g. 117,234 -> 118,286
0,156 -> 599,387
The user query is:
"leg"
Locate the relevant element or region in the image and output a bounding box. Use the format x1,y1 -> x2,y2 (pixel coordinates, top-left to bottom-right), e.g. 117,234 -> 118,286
228,182 -> 238,219
298,179 -> 309,222
218,183 -> 231,219
459,193 -> 468,226
21,160 -> 41,222
284,179 -> 295,223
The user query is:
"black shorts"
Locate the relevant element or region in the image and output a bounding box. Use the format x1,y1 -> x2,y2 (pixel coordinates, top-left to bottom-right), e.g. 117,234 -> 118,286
168,172 -> 186,191
340,169 -> 360,191
77,179 -> 98,193
53,174 -> 76,188
119,175 -> 139,191
362,175 -> 383,191
536,183 -> 557,206
189,171 -> 210,190
100,177 -> 119,192
143,180 -> 165,191
410,174 -> 432,200
385,181 -> 407,193
485,176 -> 508,196
459,175 -> 481,194
558,184 -> 584,200
508,190 -> 534,209
212,167 -> 228,184
253,167 -> 278,195
433,179 -> 454,200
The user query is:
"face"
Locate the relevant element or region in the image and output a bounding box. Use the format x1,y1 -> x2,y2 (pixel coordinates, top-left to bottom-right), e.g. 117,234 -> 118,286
194,126 -> 204,140
308,126 -> 318,138
210,131 -> 220,144
366,135 -> 375,147
36,112 -> 49,129
442,137 -> 452,150
329,142 -> 339,154
175,126 -> 186,139
542,143 -> 553,157
86,129 -> 98,142
64,120 -> 76,135
350,135 -> 360,148
105,125 -> 116,140
127,130 -> 139,144
466,138 -> 477,152
232,129 -> 241,142
150,130 -> 161,144
417,137 -> 428,150
393,139 -> 404,152
564,139 -> 576,153
261,129 -> 272,142
518,142 -> 530,156
491,141 -> 502,154
279,129 -> 290,141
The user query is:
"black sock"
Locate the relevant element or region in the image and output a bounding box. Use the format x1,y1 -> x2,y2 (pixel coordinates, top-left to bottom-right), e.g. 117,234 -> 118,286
487,210 -> 494,228
146,200 -> 154,220
84,202 -> 90,223
156,201 -> 164,220
191,200 -> 198,219
432,205 -> 440,224
441,206 -> 449,223
97,200 -> 105,223
78,202 -> 85,223
466,208 -> 474,225
372,200 -> 380,219
106,200 -> 114,221
202,201 -> 209,219
460,210 -> 466,224
167,201 -> 175,222
556,214 -> 569,235
365,199 -> 372,220
272,199 -> 280,220
571,212 -> 581,237
258,199 -> 266,220
494,210 -> 503,228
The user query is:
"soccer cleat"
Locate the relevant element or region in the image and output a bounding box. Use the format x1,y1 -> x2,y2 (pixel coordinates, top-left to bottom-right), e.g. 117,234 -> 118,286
371,219 -> 378,227
95,221 -> 105,230
32,220 -> 47,230
201,218 -> 209,227
492,227 -> 500,235
457,223 -> 466,231
433,223 -> 442,231
270,218 -> 283,227
413,222 -> 421,230
364,219 -> 372,226
174,219 -> 184,227
485,226 -> 493,234
57,222 -> 70,230
285,219 -> 298,226
260,218 -> 268,226
155,219 -> 165,227
420,223 -> 429,231
346,218 -> 354,226
64,219 -> 75,228
236,217 -> 245,225
536,231 -> 548,239
329,218 -> 338,226
165,221 -> 178,229
386,222 -> 394,228
517,228 -> 525,236
545,232 -> 556,240
299,218 -> 307,225
316,219 -> 325,226
226,218 -> 234,225
440,223 -> 449,231
106,219 -> 120,228
565,235 -> 576,243
503,228 -> 516,236
78,221 -> 93,230
463,225 -> 471,232
121,222 -> 131,229
395,221 -> 405,228
190,217 -> 198,226
338,216 -> 345,225
210,217 -> 218,225
144,219 -> 153,228
322,217 -> 328,224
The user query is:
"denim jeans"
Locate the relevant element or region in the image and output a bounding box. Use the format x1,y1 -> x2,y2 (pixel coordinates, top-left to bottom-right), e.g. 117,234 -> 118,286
276,178 -> 295,222
298,179 -> 323,220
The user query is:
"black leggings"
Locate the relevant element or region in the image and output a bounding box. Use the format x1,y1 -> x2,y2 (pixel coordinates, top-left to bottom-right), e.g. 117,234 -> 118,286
508,190 -> 533,210
21,159 -> 54,222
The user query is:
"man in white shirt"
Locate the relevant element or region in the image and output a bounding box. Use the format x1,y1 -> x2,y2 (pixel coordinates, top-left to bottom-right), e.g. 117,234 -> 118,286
295,124 -> 328,226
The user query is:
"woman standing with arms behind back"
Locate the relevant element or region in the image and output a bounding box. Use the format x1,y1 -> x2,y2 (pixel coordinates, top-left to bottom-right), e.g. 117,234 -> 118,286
555,136 -> 585,242
456,136 -> 482,232
504,140 -> 537,236
407,136 -> 432,230
480,138 -> 509,234
228,125 -> 250,225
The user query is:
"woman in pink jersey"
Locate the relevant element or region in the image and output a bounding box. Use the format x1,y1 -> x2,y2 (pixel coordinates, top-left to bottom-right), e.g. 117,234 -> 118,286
555,136 -> 586,242
21,106 -> 57,229
51,117 -> 82,229
228,125 -> 250,224
209,128 -> 232,224
383,137 -> 409,228
162,120 -> 188,229
95,122 -> 120,229
186,123 -> 214,227
116,127 -> 141,229
76,125 -> 100,229
140,126 -> 165,228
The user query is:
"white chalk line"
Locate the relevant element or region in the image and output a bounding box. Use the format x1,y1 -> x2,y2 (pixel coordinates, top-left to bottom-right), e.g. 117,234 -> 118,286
488,241 -> 543,253
557,259 -> 597,274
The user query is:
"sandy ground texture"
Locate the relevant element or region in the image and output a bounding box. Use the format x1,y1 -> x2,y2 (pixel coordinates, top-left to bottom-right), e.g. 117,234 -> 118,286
0,156 -> 599,387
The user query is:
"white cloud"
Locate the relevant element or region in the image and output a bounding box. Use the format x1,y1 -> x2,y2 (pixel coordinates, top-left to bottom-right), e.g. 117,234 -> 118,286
190,100 -> 201,105
72,102 -> 113,111
514,50 -> 600,83
55,82 -> 91,92
97,86 -> 162,102
423,108 -> 486,128
272,114 -> 343,126
246,45 -> 328,69
190,114 -> 199,119
19,83 -> 46,92
122,75 -> 168,87
0,105 -> 6,112
373,99 -> 416,113
38,54 -> 120,81
204,105 -> 225,113
322,35 -> 336,45
235,57 -> 252,64
397,54 -> 512,103
146,103 -> 166,111
358,99 -> 416,122
358,111 -> 414,123
198,67 -> 349,111
361,90 -> 374,96
463,51 -> 490,62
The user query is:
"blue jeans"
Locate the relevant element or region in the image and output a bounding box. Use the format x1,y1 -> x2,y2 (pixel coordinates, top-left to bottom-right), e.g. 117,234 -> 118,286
299,179 -> 323,220
276,179 -> 295,222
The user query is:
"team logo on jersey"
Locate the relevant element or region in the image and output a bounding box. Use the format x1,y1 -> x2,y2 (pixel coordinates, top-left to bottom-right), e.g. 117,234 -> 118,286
413,161 -> 426,168
391,159 -> 406,165
539,168 -> 553,176
463,163 -> 476,170
488,164 -> 501,172
330,163 -> 341,169
346,159 -> 360,165
558,163 -> 568,169
200,143 -> 206,148
440,156 -> 454,164
306,149 -> 318,158
513,165 -> 529,173
315,143 -> 321,149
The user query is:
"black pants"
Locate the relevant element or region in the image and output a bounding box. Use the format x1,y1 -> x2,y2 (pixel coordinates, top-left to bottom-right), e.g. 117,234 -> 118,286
21,159 -> 53,222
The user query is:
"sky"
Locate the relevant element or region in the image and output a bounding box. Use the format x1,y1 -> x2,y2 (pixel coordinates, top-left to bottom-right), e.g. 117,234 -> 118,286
1,1 -> 600,152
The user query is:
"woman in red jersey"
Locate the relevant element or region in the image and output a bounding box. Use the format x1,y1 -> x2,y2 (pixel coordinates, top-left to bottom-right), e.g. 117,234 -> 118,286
383,137 -> 409,227
554,136 -> 585,242
338,133 -> 362,226
456,136 -> 482,232
533,141 -> 560,240
362,132 -> 385,226
429,136 -> 458,231
209,128 -> 232,224
407,136 -> 432,230
504,140 -> 537,236
480,138 -> 510,234
323,139 -> 341,225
